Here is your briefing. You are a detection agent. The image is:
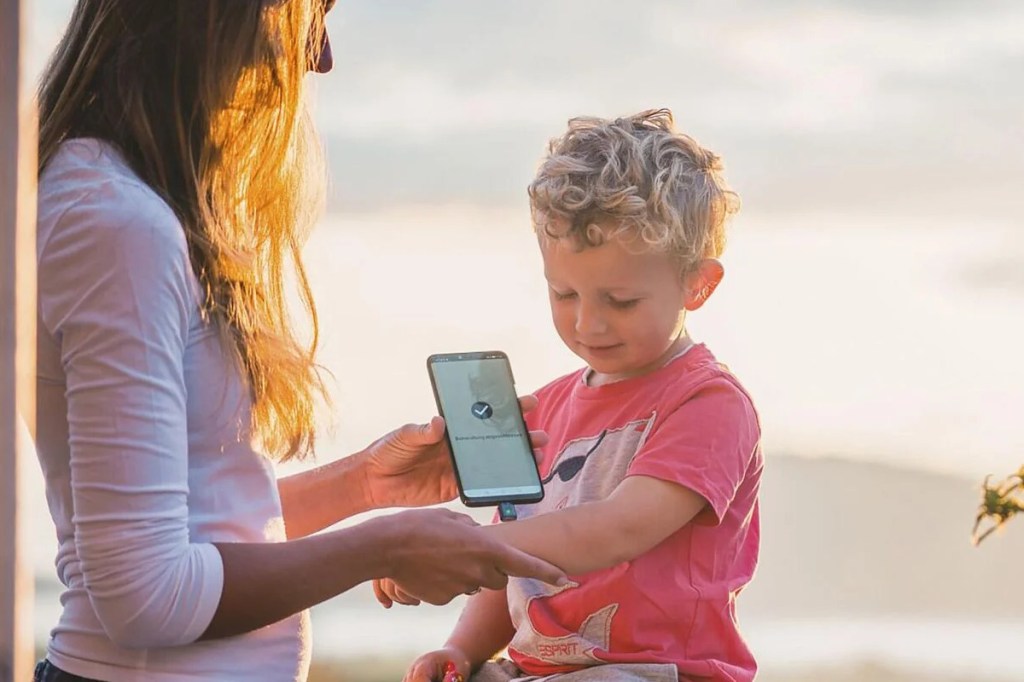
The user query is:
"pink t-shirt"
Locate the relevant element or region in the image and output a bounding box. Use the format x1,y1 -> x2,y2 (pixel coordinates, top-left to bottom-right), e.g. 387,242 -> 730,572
506,345 -> 762,682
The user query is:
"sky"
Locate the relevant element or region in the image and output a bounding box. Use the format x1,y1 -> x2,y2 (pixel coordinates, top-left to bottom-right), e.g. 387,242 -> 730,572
29,0 -> 1024,214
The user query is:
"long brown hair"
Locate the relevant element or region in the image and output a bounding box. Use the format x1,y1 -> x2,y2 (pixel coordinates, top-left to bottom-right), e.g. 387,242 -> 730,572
38,0 -> 330,461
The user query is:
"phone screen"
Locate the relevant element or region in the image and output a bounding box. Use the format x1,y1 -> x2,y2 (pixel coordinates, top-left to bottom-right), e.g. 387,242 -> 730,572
428,352 -> 544,506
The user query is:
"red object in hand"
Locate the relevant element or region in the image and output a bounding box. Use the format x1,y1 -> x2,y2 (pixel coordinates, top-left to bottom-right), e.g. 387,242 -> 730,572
442,660 -> 465,682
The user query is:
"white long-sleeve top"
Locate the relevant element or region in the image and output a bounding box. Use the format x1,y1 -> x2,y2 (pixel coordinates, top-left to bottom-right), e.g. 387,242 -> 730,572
34,139 -> 310,681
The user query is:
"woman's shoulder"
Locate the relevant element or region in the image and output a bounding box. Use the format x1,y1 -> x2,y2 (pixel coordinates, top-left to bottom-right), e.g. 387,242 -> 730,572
38,138 -> 188,263
42,138 -> 156,198
39,138 -> 182,241
36,139 -> 198,334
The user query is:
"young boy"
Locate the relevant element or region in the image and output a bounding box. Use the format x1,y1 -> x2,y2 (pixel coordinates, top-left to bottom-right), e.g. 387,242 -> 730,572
376,109 -> 762,682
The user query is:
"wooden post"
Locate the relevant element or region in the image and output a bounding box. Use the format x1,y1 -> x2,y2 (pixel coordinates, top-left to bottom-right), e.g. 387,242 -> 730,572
1,0 -> 39,679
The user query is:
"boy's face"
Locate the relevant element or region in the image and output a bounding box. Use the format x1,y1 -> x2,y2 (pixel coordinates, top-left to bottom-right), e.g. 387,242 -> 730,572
540,226 -> 693,384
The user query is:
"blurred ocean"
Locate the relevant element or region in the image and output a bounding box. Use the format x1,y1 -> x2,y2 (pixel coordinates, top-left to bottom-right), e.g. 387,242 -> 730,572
23,1 -> 1024,679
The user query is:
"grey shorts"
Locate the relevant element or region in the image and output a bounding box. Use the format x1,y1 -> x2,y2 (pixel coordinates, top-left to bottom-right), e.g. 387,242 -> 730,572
470,659 -> 679,682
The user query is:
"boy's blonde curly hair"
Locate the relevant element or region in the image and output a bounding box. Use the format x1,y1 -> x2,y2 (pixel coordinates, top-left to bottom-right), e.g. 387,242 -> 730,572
528,108 -> 740,277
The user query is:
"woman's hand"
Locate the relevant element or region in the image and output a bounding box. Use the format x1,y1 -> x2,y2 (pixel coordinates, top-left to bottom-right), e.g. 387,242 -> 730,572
361,395 -> 548,509
369,507 -> 565,606
360,416 -> 454,509
402,646 -> 471,682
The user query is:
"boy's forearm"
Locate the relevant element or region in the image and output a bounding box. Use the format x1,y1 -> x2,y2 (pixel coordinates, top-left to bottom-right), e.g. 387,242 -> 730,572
484,477 -> 708,576
446,587 -> 515,668
484,502 -> 631,575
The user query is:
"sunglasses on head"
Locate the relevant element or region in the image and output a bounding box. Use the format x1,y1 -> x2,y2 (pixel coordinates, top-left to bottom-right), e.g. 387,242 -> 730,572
310,0 -> 335,73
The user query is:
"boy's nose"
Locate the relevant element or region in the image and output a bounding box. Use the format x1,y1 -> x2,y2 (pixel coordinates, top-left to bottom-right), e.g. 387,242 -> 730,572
574,301 -> 607,336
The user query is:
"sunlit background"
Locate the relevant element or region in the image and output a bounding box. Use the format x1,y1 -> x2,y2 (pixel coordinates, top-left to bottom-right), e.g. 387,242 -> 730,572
25,1 -> 1024,680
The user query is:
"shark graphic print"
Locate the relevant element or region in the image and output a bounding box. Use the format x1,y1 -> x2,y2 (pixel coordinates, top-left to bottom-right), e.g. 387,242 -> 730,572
507,419 -> 654,667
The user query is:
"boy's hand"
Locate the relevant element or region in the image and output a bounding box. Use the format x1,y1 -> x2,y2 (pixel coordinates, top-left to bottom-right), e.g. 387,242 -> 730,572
403,647 -> 471,682
373,577 -> 423,608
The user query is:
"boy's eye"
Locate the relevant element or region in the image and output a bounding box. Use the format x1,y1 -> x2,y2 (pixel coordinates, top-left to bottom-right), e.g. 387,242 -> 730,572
608,297 -> 640,310
551,290 -> 577,301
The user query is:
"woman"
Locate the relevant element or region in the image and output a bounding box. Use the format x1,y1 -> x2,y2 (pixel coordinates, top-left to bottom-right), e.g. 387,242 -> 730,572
32,1 -> 564,680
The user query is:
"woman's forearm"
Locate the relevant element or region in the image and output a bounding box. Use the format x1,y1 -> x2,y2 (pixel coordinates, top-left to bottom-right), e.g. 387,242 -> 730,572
201,508 -> 566,643
278,452 -> 374,539
201,516 -> 390,640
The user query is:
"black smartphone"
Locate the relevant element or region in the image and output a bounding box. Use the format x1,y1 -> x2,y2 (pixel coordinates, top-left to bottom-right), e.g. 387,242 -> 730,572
427,351 -> 545,507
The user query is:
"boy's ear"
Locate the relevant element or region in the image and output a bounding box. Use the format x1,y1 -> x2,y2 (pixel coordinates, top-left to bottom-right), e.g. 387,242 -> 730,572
683,258 -> 724,311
